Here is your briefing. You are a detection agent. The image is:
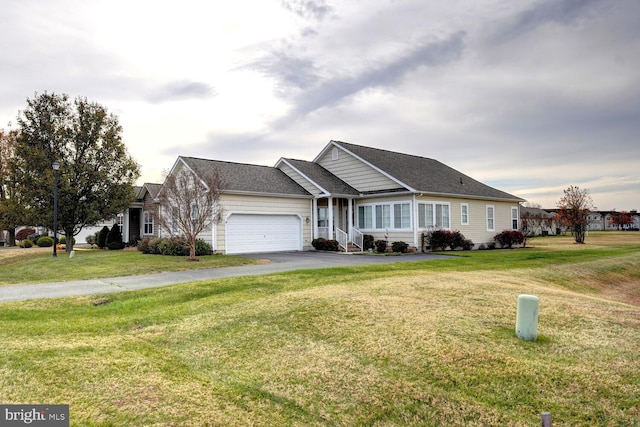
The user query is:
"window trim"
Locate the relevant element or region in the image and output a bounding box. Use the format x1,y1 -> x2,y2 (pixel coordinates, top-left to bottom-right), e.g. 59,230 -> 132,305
460,203 -> 469,226
511,207 -> 519,230
116,213 -> 124,233
418,201 -> 451,230
143,210 -> 154,235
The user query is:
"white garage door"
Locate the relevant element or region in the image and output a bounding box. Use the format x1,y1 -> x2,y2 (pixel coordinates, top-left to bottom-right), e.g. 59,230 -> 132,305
226,214 -> 301,254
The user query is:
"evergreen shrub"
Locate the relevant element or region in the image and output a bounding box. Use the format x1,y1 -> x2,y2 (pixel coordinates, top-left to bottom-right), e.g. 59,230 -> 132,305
374,240 -> 388,253
391,241 -> 409,253
36,236 -> 54,247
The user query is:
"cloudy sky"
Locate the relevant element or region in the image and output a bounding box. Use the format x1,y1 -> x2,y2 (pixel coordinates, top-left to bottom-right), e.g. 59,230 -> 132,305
2,0 -> 638,210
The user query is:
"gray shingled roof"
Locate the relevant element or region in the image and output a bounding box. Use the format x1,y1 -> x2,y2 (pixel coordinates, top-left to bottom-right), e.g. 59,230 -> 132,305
180,156 -> 311,197
144,183 -> 163,199
332,141 -> 524,201
283,158 -> 359,196
520,206 -> 555,218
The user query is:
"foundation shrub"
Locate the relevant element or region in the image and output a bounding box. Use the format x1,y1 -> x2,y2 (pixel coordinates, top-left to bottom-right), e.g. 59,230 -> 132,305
374,240 -> 388,253
391,241 -> 409,253
139,237 -> 212,256
494,230 -> 525,249
424,229 -> 473,251
312,238 -> 339,251
363,234 -> 375,251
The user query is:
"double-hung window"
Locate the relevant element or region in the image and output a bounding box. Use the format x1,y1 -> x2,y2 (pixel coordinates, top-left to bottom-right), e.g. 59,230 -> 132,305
143,211 -> 154,235
317,207 -> 328,228
418,202 -> 450,229
375,205 -> 391,229
511,207 -> 519,230
487,205 -> 495,231
358,202 -> 411,230
116,213 -> 124,233
394,203 -> 411,229
171,206 -> 179,234
461,204 -> 469,225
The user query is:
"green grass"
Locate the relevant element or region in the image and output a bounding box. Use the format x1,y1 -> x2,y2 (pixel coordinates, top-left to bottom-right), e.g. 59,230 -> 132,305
0,248 -> 257,285
1,232 -> 639,426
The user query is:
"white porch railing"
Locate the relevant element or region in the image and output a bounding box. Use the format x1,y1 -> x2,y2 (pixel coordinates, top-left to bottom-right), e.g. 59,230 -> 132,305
351,227 -> 363,250
335,228 -> 348,252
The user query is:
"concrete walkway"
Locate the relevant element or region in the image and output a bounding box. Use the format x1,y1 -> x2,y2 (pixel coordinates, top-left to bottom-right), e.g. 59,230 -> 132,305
0,251 -> 447,302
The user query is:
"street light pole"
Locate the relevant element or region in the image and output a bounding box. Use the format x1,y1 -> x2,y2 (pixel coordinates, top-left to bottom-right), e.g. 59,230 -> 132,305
52,160 -> 60,258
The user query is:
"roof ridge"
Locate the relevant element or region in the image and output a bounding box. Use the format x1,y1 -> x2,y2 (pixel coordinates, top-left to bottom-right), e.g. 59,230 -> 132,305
180,156 -> 276,169
333,140 -> 438,162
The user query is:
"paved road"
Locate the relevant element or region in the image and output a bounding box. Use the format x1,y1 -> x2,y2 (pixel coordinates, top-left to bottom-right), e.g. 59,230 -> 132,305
0,251 -> 447,302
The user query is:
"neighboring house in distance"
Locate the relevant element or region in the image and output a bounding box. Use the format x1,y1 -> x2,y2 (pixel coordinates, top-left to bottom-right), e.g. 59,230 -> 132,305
158,140 -> 524,254
587,211 -> 604,231
520,206 -> 557,236
543,210 -> 640,232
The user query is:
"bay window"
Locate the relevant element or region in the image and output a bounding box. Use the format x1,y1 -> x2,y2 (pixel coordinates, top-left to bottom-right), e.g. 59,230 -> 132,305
358,202 -> 411,230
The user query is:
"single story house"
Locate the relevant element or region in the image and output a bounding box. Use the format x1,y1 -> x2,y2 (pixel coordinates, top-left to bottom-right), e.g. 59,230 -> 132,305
150,140 -> 524,254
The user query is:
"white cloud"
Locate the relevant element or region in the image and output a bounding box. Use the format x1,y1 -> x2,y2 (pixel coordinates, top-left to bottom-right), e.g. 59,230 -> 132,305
1,0 -> 639,210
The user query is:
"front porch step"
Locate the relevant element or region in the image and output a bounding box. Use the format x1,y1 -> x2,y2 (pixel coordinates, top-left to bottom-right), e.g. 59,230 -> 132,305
342,243 -> 362,253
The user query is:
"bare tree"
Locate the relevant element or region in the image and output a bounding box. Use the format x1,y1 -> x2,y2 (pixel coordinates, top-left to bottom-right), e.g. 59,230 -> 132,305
155,167 -> 223,261
556,185 -> 594,244
520,205 -> 554,246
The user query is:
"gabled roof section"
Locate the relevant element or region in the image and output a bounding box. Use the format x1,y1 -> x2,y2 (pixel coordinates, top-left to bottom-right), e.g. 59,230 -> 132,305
135,183 -> 163,201
330,140 -> 524,201
179,156 -> 311,197
279,158 -> 359,197
144,183 -> 163,199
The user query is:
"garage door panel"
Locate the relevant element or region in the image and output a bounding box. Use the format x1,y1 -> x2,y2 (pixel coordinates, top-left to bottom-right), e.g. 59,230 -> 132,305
226,214 -> 301,254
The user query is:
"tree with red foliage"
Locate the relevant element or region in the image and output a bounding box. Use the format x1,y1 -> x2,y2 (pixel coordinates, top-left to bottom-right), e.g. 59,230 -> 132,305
555,186 -> 594,244
609,211 -> 634,230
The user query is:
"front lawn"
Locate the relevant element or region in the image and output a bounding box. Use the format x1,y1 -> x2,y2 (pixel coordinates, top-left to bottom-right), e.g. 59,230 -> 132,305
0,247 -> 257,285
1,232 -> 639,425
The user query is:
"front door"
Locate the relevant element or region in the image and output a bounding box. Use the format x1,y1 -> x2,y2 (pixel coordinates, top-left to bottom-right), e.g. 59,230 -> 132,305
128,209 -> 141,244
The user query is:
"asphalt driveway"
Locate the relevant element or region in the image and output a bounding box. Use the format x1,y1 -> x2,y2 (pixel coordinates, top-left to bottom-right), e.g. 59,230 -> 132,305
0,251 -> 448,302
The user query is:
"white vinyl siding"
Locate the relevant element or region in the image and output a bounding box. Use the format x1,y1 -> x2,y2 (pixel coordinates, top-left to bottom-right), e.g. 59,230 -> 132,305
358,201 -> 412,231
317,147 -> 400,192
277,163 -> 325,197
418,202 -> 450,229
213,194 -> 312,254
